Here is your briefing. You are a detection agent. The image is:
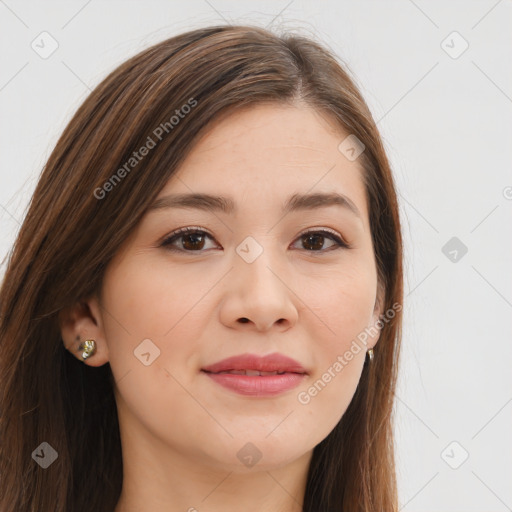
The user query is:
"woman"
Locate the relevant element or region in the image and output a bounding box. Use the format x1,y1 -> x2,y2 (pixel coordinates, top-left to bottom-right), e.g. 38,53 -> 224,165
0,24 -> 403,511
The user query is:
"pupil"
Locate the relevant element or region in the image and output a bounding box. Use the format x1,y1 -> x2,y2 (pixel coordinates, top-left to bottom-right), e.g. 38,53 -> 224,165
183,234 -> 204,250
304,234 -> 323,251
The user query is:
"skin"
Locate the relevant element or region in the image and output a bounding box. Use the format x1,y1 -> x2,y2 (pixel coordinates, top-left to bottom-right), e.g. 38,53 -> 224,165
60,103 -> 384,512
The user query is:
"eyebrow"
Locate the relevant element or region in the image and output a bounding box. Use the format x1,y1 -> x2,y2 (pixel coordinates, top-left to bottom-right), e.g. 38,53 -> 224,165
148,191 -> 362,219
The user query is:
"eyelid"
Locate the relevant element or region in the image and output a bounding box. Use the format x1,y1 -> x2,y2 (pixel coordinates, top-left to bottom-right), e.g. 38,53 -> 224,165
295,226 -> 348,245
158,226 -> 219,251
160,225 -> 350,251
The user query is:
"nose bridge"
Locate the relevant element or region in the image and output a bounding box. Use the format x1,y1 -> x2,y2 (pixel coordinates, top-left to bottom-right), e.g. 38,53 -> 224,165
223,234 -> 297,330
234,235 -> 281,290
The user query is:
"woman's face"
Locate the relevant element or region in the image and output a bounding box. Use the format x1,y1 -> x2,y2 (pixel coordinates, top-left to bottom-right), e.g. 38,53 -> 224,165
95,104 -> 383,471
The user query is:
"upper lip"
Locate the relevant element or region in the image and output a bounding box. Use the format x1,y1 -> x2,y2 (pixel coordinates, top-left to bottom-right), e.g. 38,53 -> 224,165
201,353 -> 308,374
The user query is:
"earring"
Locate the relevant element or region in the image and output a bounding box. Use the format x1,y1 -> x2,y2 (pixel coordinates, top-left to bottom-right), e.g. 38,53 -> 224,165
367,348 -> 374,362
77,338 -> 97,360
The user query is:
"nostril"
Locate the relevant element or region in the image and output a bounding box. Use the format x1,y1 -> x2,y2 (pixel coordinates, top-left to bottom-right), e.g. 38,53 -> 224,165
239,317 -> 249,323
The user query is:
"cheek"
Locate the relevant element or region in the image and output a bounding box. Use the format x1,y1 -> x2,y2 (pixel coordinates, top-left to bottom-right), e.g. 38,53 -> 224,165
100,256 -> 219,387
296,348 -> 365,442
302,262 -> 377,349
102,256 -> 213,339
294,264 -> 375,416
101,259 -> 211,436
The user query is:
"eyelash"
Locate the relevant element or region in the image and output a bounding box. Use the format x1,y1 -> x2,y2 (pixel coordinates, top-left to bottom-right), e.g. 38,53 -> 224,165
160,226 -> 350,254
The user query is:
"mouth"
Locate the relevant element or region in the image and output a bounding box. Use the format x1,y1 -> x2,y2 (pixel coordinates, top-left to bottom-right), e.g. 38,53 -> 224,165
202,369 -> 301,376
201,352 -> 308,375
200,353 -> 308,396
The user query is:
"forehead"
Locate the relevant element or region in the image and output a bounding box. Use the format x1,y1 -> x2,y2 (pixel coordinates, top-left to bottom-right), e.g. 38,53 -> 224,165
164,103 -> 369,220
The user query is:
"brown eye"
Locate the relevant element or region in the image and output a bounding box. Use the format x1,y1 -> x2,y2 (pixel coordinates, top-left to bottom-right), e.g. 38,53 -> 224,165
181,232 -> 206,250
293,230 -> 349,252
161,228 -> 217,252
161,227 -> 349,254
302,233 -> 327,251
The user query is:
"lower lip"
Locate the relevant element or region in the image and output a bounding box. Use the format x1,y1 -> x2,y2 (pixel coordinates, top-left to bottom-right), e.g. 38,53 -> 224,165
202,371 -> 307,396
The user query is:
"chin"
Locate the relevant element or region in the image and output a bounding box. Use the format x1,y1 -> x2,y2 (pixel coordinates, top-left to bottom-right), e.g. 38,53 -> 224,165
197,434 -> 313,473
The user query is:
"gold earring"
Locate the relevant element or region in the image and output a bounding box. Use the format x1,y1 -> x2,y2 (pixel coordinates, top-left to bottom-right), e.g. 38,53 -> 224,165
367,348 -> 374,362
78,339 -> 97,360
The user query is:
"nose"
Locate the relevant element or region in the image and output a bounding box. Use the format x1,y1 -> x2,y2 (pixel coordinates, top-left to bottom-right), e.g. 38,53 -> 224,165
218,247 -> 299,332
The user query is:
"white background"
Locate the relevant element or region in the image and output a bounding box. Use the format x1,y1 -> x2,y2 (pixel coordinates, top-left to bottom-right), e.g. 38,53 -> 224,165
1,1 -> 511,510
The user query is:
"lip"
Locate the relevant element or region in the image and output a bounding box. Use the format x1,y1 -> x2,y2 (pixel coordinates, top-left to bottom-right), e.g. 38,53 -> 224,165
201,352 -> 308,374
201,352 -> 308,397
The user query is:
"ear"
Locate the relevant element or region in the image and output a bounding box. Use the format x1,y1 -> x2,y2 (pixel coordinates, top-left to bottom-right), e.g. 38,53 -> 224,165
367,279 -> 386,351
59,295 -> 109,366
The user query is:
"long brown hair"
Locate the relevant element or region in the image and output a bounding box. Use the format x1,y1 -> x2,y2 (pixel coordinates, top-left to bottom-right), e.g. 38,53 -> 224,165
0,25 -> 402,511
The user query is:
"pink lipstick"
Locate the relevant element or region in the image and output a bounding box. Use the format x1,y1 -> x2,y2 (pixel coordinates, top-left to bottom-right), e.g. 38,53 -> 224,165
201,352 -> 308,397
